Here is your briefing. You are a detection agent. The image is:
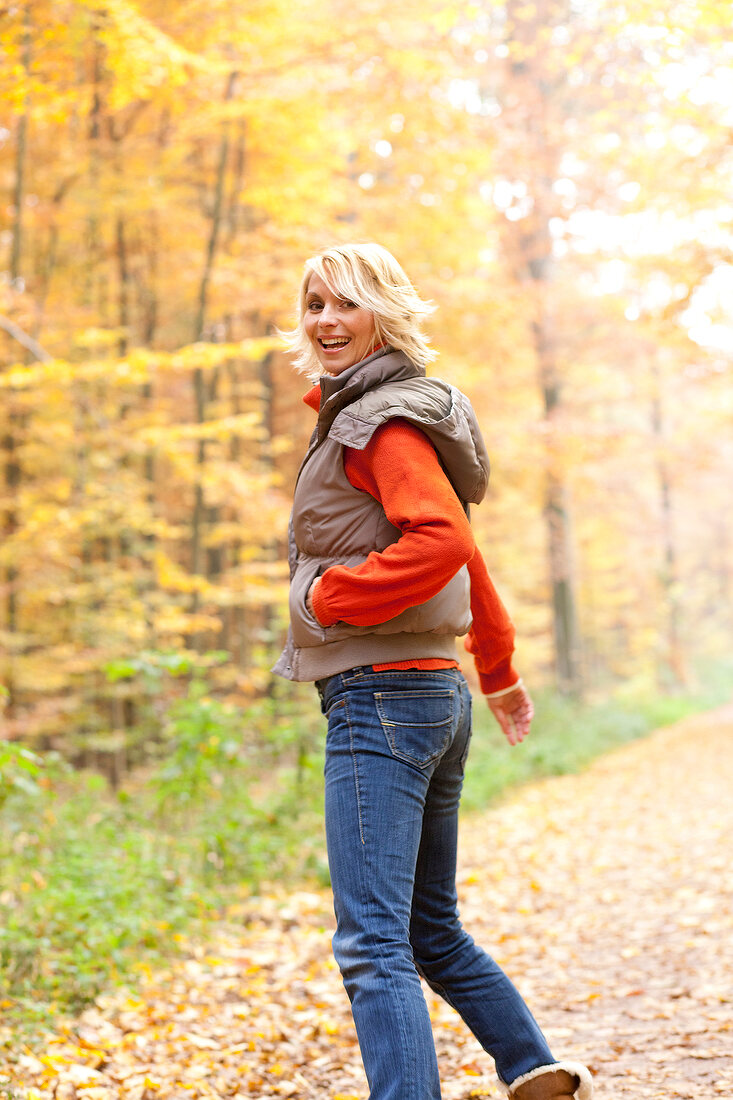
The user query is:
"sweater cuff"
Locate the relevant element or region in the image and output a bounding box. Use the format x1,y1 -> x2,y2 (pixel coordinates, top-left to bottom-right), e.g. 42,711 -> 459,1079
311,578 -> 338,627
477,656 -> 521,696
485,677 -> 523,699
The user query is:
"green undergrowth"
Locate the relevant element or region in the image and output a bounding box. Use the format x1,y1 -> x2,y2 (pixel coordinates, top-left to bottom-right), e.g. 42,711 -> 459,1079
1,659 -> 730,1040
0,673 -> 327,1041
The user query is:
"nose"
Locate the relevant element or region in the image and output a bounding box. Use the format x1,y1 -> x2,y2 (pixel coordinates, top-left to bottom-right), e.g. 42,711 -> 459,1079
319,300 -> 339,326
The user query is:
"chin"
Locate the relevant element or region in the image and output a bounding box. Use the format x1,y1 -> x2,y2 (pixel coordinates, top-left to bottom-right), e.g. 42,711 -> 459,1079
322,360 -> 356,376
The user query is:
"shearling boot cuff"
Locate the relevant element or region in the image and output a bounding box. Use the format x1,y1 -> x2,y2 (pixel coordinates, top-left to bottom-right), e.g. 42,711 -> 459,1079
502,1060 -> 593,1099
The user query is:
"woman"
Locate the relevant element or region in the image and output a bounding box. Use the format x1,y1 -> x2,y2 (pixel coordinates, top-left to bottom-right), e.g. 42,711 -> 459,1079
274,243 -> 593,1100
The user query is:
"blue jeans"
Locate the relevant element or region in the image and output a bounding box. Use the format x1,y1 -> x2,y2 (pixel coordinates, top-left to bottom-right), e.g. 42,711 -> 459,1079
318,666 -> 554,1100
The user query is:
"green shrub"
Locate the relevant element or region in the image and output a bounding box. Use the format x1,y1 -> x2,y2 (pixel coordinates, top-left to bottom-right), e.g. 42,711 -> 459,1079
0,742 -> 42,810
0,674 -> 325,1028
1,658 -> 729,1034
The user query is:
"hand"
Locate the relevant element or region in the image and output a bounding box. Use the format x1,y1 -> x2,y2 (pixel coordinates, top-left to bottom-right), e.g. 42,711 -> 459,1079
306,579 -> 321,621
488,683 -> 534,747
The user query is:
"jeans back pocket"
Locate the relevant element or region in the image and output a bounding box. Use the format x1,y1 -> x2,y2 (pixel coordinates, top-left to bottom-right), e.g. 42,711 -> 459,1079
375,689 -> 455,769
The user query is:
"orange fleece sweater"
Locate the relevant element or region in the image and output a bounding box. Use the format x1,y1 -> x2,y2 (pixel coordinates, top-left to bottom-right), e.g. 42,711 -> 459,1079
303,386 -> 519,695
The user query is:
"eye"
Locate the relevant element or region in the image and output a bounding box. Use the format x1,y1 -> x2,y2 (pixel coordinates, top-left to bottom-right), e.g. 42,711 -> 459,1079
306,300 -> 323,311
340,299 -> 358,309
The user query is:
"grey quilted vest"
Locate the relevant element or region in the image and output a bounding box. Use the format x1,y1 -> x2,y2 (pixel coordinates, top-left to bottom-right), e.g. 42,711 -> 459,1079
272,348 -> 490,682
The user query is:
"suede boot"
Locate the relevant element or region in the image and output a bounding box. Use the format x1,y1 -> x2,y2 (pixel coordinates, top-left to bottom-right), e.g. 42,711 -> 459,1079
504,1061 -> 593,1100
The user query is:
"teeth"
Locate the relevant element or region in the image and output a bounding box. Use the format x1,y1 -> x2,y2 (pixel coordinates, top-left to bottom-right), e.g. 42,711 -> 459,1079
321,337 -> 350,347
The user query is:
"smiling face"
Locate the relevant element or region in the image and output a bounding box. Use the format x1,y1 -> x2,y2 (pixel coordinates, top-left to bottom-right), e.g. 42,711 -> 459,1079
303,272 -> 378,376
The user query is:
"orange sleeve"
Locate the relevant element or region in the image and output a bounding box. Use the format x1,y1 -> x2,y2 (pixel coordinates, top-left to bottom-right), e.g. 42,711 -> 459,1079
311,418 -> 474,626
310,418 -> 520,694
464,549 -> 520,694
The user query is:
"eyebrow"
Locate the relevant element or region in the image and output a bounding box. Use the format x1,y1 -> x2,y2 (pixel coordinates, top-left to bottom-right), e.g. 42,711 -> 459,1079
305,289 -> 356,304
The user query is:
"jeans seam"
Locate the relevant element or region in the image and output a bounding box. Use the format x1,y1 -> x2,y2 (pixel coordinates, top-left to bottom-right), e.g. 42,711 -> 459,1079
344,697 -> 366,846
325,697 -> 345,719
339,684 -> 424,1096
361,794 -> 420,1099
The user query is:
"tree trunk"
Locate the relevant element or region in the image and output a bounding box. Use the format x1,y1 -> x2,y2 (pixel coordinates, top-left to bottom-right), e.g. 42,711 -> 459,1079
650,362 -> 686,688
535,299 -> 581,691
2,4 -> 32,717
116,215 -> 130,355
140,212 -> 159,345
501,0 -> 582,693
190,71 -> 239,648
32,174 -> 79,341
194,70 -> 239,341
85,21 -> 104,311
9,10 -> 30,285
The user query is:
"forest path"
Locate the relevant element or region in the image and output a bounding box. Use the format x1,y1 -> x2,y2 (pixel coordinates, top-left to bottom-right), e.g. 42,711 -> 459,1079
6,704 -> 733,1100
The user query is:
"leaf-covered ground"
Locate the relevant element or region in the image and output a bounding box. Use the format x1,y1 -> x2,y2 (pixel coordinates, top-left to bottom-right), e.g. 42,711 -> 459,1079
3,704 -> 733,1100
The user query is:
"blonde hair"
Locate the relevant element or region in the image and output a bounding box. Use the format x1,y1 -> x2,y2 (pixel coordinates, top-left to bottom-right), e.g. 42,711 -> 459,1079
282,243 -> 437,376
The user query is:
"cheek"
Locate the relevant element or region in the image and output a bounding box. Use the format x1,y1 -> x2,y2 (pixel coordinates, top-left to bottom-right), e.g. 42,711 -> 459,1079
357,317 -> 377,346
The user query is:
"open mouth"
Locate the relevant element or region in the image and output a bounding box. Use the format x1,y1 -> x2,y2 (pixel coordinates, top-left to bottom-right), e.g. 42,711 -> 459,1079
318,337 -> 351,350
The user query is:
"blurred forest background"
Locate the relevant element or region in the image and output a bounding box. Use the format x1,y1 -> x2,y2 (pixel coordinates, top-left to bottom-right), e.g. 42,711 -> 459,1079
1,0 -> 732,1021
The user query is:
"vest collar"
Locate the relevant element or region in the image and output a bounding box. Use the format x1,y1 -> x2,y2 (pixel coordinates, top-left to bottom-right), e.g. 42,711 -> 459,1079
316,347 -> 424,441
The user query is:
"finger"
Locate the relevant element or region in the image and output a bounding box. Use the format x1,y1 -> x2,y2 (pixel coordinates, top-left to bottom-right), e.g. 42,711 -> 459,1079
499,714 -> 518,746
512,713 -> 530,742
508,706 -> 531,743
490,703 -> 519,746
508,697 -> 533,733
